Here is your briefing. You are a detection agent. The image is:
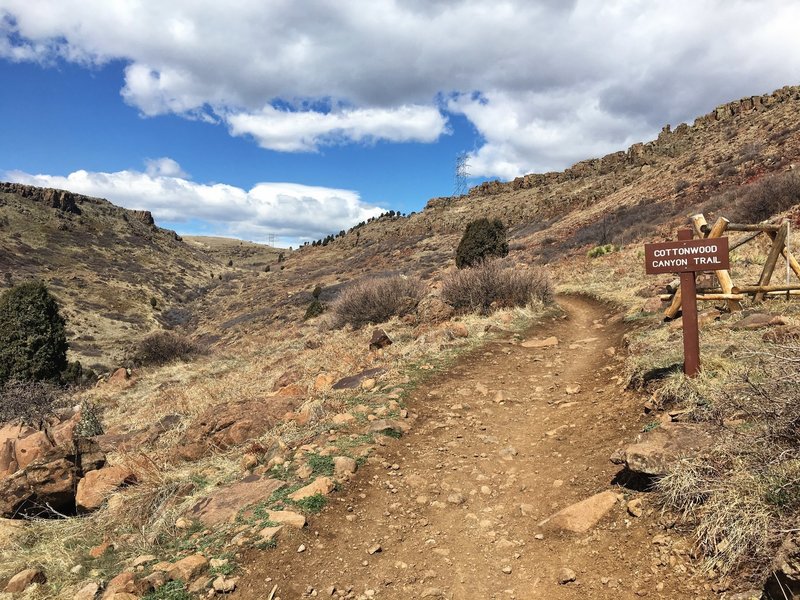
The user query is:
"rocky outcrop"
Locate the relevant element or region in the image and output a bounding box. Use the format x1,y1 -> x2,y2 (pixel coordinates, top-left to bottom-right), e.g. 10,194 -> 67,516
129,209 -> 155,226
0,182 -> 81,214
610,423 -> 717,477
0,413 -> 106,517
176,398 -> 298,461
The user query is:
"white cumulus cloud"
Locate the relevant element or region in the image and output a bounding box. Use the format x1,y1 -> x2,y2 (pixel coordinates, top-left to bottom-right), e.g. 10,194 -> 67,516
4,161 -> 384,244
2,1 -> 800,177
226,104 -> 448,152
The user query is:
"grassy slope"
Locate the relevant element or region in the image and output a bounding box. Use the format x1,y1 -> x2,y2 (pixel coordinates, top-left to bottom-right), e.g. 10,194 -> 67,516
3,85 -> 800,595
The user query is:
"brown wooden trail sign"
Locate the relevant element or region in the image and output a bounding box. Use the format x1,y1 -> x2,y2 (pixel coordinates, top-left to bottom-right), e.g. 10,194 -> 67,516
660,214 -> 800,320
645,229 -> 729,377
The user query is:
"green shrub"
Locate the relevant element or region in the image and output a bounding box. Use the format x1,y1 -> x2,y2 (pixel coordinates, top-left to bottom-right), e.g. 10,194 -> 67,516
587,244 -> 617,258
331,275 -> 426,329
131,331 -> 199,367
455,218 -> 509,269
304,299 -> 325,320
150,296 -> 158,309
441,259 -> 552,314
0,280 -> 68,385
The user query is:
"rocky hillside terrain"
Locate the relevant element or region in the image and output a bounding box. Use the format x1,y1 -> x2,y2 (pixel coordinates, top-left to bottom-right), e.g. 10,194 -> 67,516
2,85 -> 800,600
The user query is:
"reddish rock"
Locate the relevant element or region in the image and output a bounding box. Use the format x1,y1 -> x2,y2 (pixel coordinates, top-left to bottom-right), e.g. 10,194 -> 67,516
190,476 -> 285,526
369,328 -> 393,350
313,373 -> 337,392
177,399 -> 297,461
266,510 -> 306,529
0,458 -> 77,517
446,323 -> 469,338
521,336 -> 559,348
416,296 -> 454,323
14,431 -> 54,470
273,383 -> 306,398
166,554 -> 208,582
288,476 -> 335,501
76,465 -> 137,512
89,540 -> 113,558
539,491 -> 620,533
107,368 -> 131,386
332,368 -> 386,390
611,422 -> 717,476
3,568 -> 46,593
732,312 -> 786,330
73,581 -> 100,600
271,368 -> 301,392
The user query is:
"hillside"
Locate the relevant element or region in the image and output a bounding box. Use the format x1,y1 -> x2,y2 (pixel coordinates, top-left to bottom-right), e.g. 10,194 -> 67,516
2,85 -> 800,600
0,184 -> 239,369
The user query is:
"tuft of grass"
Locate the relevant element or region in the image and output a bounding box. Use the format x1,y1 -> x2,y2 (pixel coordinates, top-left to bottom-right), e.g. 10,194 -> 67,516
293,493 -> 328,514
306,453 -> 334,477
143,580 -> 191,600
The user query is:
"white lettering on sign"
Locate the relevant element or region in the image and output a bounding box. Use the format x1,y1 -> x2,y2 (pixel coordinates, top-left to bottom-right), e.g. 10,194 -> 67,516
652,259 -> 689,268
652,245 -> 718,258
693,256 -> 722,265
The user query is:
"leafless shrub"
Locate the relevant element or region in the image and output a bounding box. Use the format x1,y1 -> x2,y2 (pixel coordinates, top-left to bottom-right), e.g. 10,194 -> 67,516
131,331 -> 200,367
0,379 -> 63,425
441,259 -> 553,314
330,275 -> 426,329
728,170 -> 800,223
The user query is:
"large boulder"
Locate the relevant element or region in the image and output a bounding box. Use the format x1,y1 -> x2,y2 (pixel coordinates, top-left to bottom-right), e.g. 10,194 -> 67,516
0,413 -> 106,517
189,475 -> 285,526
611,423 -> 717,476
76,465 -> 137,512
176,399 -> 297,461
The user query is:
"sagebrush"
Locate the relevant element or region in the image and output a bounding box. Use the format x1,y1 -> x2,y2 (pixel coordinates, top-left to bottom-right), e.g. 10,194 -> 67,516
441,259 -> 552,314
330,275 -> 426,329
132,331 -> 200,367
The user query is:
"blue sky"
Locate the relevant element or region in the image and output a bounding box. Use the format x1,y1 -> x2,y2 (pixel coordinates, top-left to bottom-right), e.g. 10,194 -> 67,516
1,1 -> 799,246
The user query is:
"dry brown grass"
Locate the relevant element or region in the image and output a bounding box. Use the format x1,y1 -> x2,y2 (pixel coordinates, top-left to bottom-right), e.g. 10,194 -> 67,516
440,259 -> 553,315
329,275 -> 426,329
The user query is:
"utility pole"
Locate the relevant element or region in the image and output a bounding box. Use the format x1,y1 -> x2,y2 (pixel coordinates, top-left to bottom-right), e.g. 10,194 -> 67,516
454,152 -> 469,197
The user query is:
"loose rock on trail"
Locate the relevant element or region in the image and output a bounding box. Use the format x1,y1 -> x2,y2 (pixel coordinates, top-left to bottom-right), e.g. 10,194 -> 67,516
233,297 -> 709,600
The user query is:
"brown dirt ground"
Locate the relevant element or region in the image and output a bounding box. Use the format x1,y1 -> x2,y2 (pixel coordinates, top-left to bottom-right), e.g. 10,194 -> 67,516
232,296 -> 715,600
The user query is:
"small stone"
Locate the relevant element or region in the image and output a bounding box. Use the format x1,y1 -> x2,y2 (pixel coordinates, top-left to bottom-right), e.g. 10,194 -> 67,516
297,544 -> 306,553
212,576 -> 238,593
73,581 -> 100,600
558,568 -> 577,585
627,498 -> 644,517
175,517 -> 192,530
70,565 -> 85,575
447,493 -> 465,505
501,566 -> 512,574
368,544 -> 382,555
4,568 -> 46,593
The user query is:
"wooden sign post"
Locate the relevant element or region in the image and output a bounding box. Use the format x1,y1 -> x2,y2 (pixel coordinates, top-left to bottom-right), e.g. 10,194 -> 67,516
644,229 -> 730,377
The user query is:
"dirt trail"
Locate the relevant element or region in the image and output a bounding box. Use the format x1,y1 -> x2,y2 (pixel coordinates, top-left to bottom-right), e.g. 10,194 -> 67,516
234,297 -> 709,600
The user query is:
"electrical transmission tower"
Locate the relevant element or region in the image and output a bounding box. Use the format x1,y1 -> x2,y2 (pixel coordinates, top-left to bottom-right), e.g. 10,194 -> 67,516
454,152 -> 470,197
266,234 -> 276,247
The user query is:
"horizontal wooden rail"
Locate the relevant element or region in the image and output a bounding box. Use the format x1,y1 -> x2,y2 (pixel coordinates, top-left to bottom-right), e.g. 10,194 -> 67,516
732,284 -> 800,293
660,293 -> 745,301
726,223 -> 783,232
